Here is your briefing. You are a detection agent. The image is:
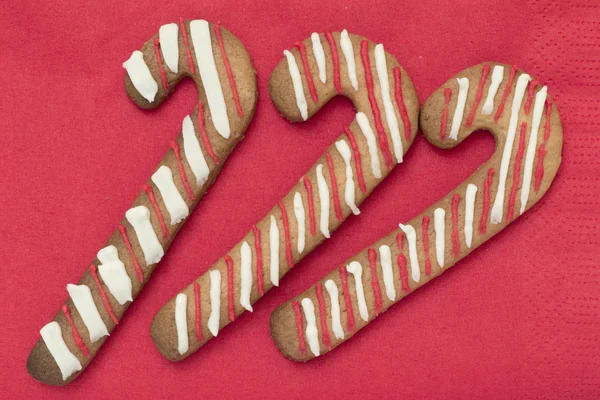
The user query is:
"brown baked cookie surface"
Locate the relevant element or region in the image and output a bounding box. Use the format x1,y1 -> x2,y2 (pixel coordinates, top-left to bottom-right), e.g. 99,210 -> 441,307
270,62 -> 563,361
149,30 -> 419,361
26,19 -> 257,386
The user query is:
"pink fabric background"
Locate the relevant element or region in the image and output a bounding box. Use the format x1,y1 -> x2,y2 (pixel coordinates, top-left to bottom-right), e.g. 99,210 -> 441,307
1,0 -> 598,398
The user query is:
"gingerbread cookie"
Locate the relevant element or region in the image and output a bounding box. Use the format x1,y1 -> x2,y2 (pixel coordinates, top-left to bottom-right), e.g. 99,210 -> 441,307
270,62 -> 562,361
26,19 -> 257,386
149,30 -> 419,361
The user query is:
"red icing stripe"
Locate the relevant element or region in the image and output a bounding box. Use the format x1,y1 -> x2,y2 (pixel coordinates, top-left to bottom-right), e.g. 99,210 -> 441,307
179,18 -> 195,74
422,215 -> 432,276
197,100 -> 220,165
315,283 -> 332,350
393,67 -> 412,141
339,265 -> 355,333
524,80 -> 539,115
225,255 -> 235,322
61,305 -> 90,358
494,65 -> 517,122
143,184 -> 170,239
324,32 -> 342,94
325,153 -> 343,222
479,168 -> 495,235
344,126 -> 367,194
360,40 -> 393,170
291,300 -> 307,356
251,225 -> 264,296
278,201 -> 294,268
294,41 -> 319,103
441,88 -> 452,140
367,248 -> 383,315
466,64 -> 491,127
396,233 -> 410,293
213,24 -> 243,117
194,281 -> 203,342
507,122 -> 527,220
302,176 -> 316,236
89,265 -> 119,325
534,100 -> 553,192
451,194 -> 461,258
118,224 -> 144,282
171,140 -> 194,201
153,37 -> 170,92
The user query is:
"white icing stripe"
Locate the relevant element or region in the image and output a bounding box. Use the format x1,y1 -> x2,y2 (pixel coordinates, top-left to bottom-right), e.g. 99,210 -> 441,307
293,192 -> 306,254
151,165 -> 189,225
311,33 -> 327,84
464,184 -> 478,248
66,284 -> 109,343
301,298 -> 320,357
490,73 -> 531,224
398,223 -> 420,283
434,208 -> 446,268
324,280 -> 344,339
520,86 -> 548,215
97,246 -> 133,305
125,206 -> 164,265
159,23 -> 179,74
346,261 -> 368,322
340,29 -> 358,91
316,164 -> 331,238
175,293 -> 188,355
208,269 -> 221,337
335,140 -> 360,215
482,65 -> 505,115
123,50 -> 158,103
374,44 -> 403,163
269,215 -> 280,286
189,20 -> 230,139
239,241 -> 253,312
356,112 -> 382,178
40,322 -> 82,381
378,245 -> 396,301
449,77 -> 470,140
284,49 -> 308,121
182,115 -> 210,186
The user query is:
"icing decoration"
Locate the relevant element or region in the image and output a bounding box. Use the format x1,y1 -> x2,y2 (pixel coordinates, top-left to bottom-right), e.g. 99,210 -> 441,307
251,225 -> 264,296
398,223 -> 420,283
367,248 -> 383,315
356,112 -> 382,178
283,49 -> 308,121
302,176 -> 317,236
153,38 -> 170,92
225,255 -> 235,322
434,208 -> 446,268
291,300 -> 307,356
463,184 -> 477,248
343,126 -> 367,194
339,265 -> 355,333
158,23 -> 179,74
239,241 -> 253,312
125,206 -> 164,265
310,32 -> 327,83
396,232 -> 410,293
278,201 -> 295,268
88,266 -> 119,325
534,100 -> 553,191
301,298 -> 320,357
440,88 -> 452,140
122,50 -> 158,103
182,115 -> 210,186
118,224 -> 144,282
360,40 -> 393,170
524,80 -> 539,115
378,245 -> 396,301
340,30 -> 359,91
143,184 -> 169,239
346,261 -> 368,322
479,168 -> 495,235
178,18 -> 195,74
40,322 -> 82,381
194,281 -> 203,342
490,73 -> 531,224
466,64 -> 490,127
175,293 -> 188,355
315,283 -> 332,350
482,65 -> 504,115
451,194 -> 461,258
97,245 -> 133,306
316,164 -> 331,238
325,153 -> 343,222
335,140 -> 360,215
170,140 -> 194,201
269,215 -> 280,286
66,284 -> 109,343
189,20 -> 231,139
393,67 -> 412,141
324,280 -> 344,339
449,77 -> 469,140
520,86 -> 548,213
197,100 -> 220,165
208,269 -> 221,337
375,44 -> 403,163
294,41 -> 319,103
324,32 -> 342,93
507,122 -> 527,220
293,192 -> 306,254
61,305 -> 90,358
422,215 -> 432,276
494,65 -> 517,122
213,24 -> 244,117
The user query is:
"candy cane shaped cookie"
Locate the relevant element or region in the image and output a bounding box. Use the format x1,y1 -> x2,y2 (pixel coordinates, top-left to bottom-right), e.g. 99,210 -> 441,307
270,62 -> 562,361
149,31 -> 419,361
26,19 -> 257,386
